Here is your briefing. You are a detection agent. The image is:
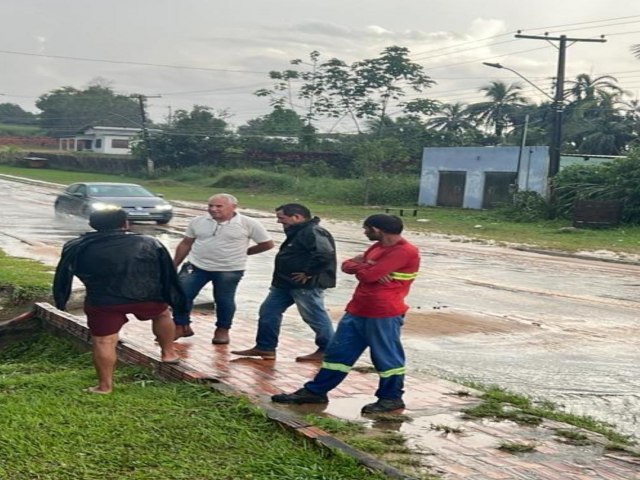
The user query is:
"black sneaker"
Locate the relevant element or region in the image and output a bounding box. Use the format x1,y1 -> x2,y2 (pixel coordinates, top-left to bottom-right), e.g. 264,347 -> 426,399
271,388 -> 328,404
361,398 -> 405,414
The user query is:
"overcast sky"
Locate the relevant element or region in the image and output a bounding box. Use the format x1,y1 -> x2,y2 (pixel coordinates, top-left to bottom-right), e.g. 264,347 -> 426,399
2,1 -> 639,131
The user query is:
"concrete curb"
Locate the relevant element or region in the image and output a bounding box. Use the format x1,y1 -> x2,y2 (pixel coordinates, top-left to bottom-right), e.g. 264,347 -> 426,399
25,303 -> 417,480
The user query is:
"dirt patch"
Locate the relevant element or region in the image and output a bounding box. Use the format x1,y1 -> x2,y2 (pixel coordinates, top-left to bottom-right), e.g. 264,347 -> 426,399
326,307 -> 535,337
403,310 -> 535,336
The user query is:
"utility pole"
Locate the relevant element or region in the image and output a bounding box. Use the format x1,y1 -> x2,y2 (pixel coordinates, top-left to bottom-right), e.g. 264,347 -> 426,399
514,33 -> 606,178
130,94 -> 161,176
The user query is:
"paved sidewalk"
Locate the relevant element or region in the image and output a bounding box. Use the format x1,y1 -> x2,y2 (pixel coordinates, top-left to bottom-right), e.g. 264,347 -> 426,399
32,304 -> 640,480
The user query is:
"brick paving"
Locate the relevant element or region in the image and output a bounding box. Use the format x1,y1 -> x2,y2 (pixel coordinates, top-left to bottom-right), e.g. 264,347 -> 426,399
32,303 -> 639,480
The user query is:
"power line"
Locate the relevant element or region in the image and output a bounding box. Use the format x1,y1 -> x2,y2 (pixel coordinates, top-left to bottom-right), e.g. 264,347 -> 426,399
0,49 -> 268,74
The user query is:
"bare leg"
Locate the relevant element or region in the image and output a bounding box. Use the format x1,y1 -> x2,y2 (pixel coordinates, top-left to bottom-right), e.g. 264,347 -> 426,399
152,309 -> 179,362
90,333 -> 119,393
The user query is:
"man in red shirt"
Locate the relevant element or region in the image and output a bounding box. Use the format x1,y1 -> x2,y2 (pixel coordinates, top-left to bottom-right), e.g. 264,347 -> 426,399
272,214 -> 420,414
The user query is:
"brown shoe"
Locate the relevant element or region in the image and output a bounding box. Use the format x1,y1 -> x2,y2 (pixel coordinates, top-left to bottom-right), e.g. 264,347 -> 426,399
295,349 -> 324,362
211,327 -> 230,345
174,324 -> 195,340
230,347 -> 276,359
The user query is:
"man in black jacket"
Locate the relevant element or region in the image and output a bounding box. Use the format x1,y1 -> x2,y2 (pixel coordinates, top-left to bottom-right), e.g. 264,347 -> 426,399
53,208 -> 187,394
232,203 -> 336,362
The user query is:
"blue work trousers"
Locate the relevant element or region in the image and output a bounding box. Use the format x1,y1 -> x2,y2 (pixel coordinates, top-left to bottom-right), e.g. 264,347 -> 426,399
255,286 -> 335,351
173,264 -> 244,329
304,313 -> 406,401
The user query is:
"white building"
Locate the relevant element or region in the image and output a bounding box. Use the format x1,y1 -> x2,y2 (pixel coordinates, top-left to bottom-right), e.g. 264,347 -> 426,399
58,126 -> 142,155
419,146 -> 550,209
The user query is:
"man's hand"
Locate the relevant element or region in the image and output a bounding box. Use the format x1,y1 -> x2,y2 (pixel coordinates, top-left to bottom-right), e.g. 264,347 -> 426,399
291,272 -> 311,284
377,274 -> 392,284
350,254 -> 365,264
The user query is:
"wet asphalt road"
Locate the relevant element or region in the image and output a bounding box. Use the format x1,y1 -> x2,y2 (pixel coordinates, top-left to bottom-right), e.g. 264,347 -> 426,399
1,176 -> 639,440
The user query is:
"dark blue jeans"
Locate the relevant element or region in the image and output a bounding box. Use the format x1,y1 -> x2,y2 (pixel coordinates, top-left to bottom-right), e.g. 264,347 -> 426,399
173,264 -> 244,329
304,313 -> 406,400
255,286 -> 335,351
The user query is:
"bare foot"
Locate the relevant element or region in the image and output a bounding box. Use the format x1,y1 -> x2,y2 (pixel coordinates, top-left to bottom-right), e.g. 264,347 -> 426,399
84,386 -> 111,395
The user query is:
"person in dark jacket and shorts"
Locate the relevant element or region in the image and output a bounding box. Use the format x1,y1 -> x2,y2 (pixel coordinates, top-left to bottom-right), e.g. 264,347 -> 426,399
232,203 -> 336,362
53,208 -> 187,394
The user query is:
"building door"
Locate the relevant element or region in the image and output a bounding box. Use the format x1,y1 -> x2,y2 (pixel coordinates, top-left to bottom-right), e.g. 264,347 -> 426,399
436,171 -> 466,207
482,172 -> 517,208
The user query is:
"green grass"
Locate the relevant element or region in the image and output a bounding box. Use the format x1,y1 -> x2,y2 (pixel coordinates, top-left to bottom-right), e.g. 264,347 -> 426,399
461,384 -> 634,446
0,124 -> 44,136
498,441 -> 537,453
0,332 -> 386,480
1,163 -> 640,254
0,249 -> 53,305
554,429 -> 591,446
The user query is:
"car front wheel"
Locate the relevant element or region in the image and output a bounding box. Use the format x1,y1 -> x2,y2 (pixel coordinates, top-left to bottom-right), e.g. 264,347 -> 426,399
54,202 -> 64,218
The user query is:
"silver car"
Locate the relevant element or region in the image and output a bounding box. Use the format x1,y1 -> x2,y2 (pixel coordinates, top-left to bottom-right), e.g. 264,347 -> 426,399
54,182 -> 173,224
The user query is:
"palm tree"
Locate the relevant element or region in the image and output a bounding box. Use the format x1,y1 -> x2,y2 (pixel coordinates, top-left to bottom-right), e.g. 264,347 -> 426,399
564,91 -> 635,155
467,81 -> 528,138
426,102 -> 481,145
567,74 -> 625,102
427,103 -> 474,133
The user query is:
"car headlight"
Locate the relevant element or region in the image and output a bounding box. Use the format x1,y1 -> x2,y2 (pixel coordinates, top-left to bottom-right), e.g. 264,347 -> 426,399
90,202 -> 120,211
155,204 -> 173,211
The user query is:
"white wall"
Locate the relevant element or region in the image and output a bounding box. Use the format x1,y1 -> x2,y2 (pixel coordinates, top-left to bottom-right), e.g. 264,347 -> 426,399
418,146 -> 550,208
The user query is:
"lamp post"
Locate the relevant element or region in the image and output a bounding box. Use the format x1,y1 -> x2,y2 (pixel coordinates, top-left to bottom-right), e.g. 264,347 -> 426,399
482,61 -> 561,179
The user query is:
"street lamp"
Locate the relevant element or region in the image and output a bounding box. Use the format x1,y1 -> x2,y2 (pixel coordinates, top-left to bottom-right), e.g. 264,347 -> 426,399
483,61 -> 563,178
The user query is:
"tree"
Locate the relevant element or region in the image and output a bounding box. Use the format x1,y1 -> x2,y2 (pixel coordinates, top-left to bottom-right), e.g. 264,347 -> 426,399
351,46 -> 435,136
256,51 -> 321,126
0,103 -> 38,126
426,102 -> 480,144
141,105 -> 234,169
467,81 -> 528,138
562,74 -> 635,155
567,73 -> 624,102
238,108 -> 306,137
352,138 -> 410,205
255,46 -> 435,135
35,84 -> 142,136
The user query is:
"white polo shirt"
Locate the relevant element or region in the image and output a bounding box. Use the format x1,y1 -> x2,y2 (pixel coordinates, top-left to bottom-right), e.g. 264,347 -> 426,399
185,213 -> 271,271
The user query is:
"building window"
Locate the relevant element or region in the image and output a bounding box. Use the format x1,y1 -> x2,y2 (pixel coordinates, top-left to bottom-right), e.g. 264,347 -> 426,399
111,139 -> 129,149
95,139 -> 102,149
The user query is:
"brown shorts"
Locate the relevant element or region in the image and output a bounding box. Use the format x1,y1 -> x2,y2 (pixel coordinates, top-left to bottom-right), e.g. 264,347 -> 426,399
84,302 -> 169,337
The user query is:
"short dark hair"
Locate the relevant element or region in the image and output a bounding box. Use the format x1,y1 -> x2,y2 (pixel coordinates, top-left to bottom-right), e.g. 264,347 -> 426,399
275,203 -> 311,219
89,209 -> 128,231
363,214 -> 403,234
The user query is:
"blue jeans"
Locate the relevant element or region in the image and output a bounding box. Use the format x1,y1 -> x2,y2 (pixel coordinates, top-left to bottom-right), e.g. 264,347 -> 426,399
255,287 -> 335,351
304,313 -> 405,400
173,264 -> 244,329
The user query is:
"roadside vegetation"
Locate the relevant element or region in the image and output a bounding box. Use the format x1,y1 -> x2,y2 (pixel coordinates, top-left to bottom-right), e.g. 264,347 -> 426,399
1,163 -> 640,255
0,250 -> 52,318
460,384 -> 636,448
0,331 -> 388,480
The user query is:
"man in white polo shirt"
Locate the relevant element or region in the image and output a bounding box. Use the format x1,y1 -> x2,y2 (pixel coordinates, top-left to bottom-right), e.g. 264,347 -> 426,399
173,193 -> 274,344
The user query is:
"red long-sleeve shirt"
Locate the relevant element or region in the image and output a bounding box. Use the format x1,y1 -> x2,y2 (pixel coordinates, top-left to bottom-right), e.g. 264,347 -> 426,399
342,238 -> 420,318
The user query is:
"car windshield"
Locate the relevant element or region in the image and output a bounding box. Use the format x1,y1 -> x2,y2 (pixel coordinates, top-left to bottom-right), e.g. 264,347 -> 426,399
88,185 -> 153,198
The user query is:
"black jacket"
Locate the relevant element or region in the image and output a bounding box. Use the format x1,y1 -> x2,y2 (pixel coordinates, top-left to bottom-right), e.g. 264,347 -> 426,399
53,230 -> 187,312
272,217 -> 336,290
